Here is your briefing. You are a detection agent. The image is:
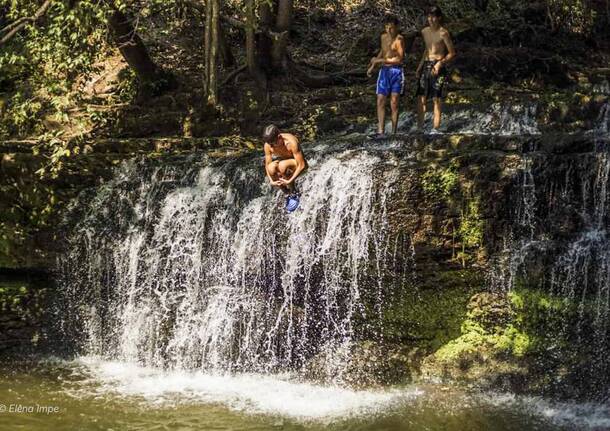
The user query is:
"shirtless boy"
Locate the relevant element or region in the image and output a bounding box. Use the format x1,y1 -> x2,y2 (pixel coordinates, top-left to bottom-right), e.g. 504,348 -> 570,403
367,15 -> 405,136
416,6 -> 456,133
262,124 -> 308,196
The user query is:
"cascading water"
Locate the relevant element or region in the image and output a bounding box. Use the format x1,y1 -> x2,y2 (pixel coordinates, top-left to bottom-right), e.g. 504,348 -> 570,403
370,102 -> 541,135
547,110 -> 610,384
58,144 -> 405,379
493,103 -> 610,396
488,147 -> 542,291
596,102 -> 610,136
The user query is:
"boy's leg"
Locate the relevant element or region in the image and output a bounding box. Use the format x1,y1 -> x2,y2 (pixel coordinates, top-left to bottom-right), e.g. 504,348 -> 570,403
390,93 -> 400,134
266,160 -> 279,180
433,97 -> 442,130
376,94 -> 387,134
417,96 -> 426,131
278,159 -> 298,194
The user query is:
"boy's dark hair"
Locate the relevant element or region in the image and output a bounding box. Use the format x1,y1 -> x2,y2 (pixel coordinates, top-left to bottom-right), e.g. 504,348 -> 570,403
428,6 -> 443,18
384,14 -> 399,26
262,124 -> 280,143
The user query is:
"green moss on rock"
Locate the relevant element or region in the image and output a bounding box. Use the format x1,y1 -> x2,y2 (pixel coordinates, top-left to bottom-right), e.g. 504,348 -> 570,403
379,269 -> 486,352
420,286 -> 594,395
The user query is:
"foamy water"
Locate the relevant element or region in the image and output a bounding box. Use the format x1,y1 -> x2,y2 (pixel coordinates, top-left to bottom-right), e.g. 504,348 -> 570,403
67,357 -> 610,429
3,357 -> 603,430
74,356 -> 417,421
364,102 -> 541,135
486,392 -> 610,430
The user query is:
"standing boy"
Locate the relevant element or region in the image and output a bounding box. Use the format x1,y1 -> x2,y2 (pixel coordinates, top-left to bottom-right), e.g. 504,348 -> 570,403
367,15 -> 405,137
416,6 -> 456,134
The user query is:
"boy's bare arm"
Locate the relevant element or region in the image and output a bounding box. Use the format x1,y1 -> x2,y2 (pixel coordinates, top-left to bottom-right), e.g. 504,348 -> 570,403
440,30 -> 456,64
367,37 -> 384,76
282,143 -> 307,185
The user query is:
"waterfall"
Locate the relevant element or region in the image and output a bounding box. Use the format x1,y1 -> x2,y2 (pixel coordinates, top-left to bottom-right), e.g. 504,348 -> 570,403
374,102 -> 540,135
58,145 -> 404,377
491,103 -> 610,394
548,151 -> 610,375
547,106 -> 610,311
597,102 -> 610,137
489,150 -> 542,291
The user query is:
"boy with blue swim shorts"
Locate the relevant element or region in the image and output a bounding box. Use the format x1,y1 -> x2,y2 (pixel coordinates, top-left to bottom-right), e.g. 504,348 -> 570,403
367,15 -> 405,137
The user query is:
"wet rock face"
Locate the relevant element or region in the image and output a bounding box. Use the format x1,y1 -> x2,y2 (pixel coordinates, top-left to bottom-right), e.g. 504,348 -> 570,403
302,341 -> 422,387
0,275 -> 50,354
466,293 -> 514,332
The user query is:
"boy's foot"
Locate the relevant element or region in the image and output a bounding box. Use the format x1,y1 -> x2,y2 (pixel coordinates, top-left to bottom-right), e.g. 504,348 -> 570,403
367,131 -> 386,140
427,128 -> 442,135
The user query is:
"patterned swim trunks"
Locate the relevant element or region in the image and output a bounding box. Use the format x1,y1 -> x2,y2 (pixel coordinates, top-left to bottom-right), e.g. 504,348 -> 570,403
416,60 -> 448,100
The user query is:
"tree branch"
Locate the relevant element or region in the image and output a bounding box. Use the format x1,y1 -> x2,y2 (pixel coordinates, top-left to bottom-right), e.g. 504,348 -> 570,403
220,64 -> 247,87
220,13 -> 286,40
1,17 -> 32,35
221,14 -> 248,29
0,0 -> 54,46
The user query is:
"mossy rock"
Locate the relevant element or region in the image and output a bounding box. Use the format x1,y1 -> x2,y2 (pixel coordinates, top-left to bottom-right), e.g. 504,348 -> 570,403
419,286 -> 608,397
378,269 -> 486,351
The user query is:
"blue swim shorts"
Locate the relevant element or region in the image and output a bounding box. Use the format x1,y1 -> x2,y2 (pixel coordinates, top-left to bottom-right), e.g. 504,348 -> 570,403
376,65 -> 404,96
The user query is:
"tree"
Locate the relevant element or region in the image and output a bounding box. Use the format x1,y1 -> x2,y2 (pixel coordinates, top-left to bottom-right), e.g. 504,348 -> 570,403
245,0 -> 256,76
204,0 -> 220,107
106,6 -> 160,82
0,0 -> 53,46
1,0 -> 164,83
270,0 -> 292,69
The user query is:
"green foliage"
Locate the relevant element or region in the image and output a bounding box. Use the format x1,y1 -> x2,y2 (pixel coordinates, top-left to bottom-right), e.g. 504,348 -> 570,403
0,0 -> 109,138
297,106 -> 323,141
114,67 -> 139,103
434,292 -> 530,362
507,287 -> 577,350
547,0 -> 596,34
421,163 -> 459,200
457,198 -> 484,249
437,0 -> 598,35
420,162 -> 484,264
1,92 -> 45,137
33,131 -> 74,179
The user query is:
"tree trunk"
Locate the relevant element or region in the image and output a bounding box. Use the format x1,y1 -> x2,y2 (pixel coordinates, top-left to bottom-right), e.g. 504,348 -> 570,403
204,0 -> 212,96
257,0 -> 274,73
246,0 -> 256,75
218,21 -> 234,67
275,0 -> 292,32
474,0 -> 489,12
107,7 -> 159,81
207,0 -> 219,106
271,0 -> 292,69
